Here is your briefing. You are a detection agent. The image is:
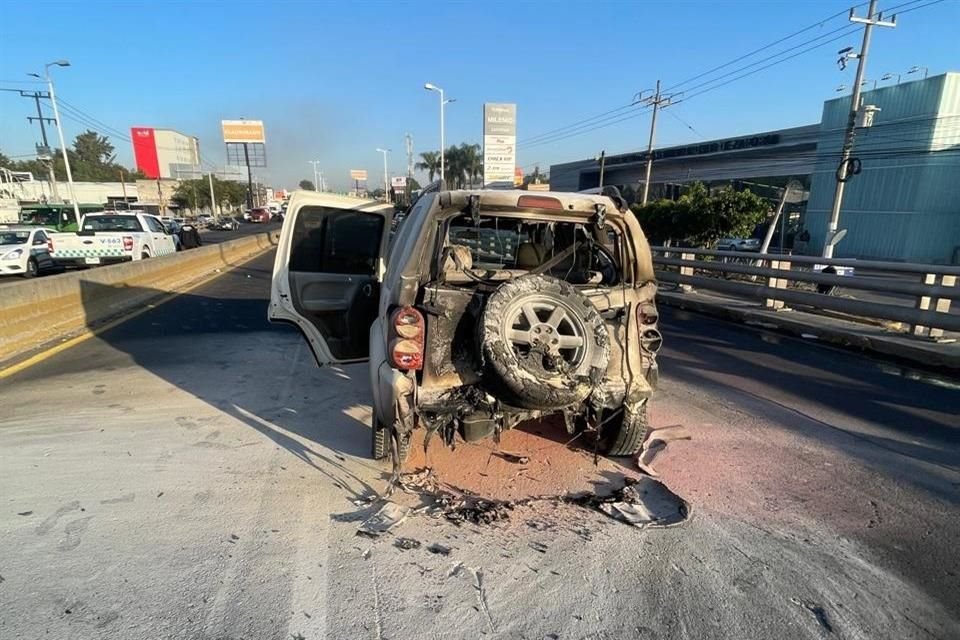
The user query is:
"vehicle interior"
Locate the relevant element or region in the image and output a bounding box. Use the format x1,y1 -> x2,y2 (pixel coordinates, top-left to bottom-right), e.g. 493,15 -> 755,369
287,205 -> 385,360
436,213 -> 625,287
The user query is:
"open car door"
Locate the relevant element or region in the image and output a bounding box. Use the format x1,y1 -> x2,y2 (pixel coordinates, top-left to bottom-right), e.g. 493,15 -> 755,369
269,191 -> 393,366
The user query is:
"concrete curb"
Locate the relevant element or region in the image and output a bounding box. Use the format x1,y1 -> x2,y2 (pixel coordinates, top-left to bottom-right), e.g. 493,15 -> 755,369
658,290 -> 960,371
0,232 -> 279,364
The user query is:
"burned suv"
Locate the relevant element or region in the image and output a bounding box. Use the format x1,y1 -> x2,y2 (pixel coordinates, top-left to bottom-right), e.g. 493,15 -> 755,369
269,187 -> 661,460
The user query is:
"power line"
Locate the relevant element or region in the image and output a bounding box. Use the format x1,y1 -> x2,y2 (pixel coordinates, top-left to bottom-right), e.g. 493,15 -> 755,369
663,107 -> 705,139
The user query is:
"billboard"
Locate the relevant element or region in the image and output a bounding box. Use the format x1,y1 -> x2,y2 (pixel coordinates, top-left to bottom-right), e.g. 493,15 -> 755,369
350,169 -> 368,181
483,103 -> 517,188
390,176 -> 407,190
221,120 -> 266,143
131,127 -> 160,179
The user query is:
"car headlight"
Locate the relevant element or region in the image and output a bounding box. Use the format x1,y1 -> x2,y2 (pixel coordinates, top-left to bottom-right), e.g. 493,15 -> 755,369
2,249 -> 23,260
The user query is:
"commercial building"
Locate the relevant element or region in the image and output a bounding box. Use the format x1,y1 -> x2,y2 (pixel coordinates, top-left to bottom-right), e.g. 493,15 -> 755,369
550,72 -> 960,263
131,127 -> 201,179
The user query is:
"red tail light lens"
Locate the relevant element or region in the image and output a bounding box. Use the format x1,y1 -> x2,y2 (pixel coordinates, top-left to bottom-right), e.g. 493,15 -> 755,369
389,306 -> 425,370
47,238 -> 53,252
123,236 -> 134,251
517,195 -> 563,209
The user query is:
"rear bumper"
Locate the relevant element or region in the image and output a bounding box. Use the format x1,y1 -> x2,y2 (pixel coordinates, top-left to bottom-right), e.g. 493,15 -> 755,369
52,255 -> 132,267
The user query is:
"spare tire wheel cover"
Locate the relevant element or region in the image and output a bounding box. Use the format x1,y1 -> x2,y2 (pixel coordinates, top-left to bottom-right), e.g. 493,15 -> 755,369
481,275 -> 610,408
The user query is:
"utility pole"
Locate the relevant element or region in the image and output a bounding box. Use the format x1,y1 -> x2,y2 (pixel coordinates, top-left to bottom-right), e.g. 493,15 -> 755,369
34,61 -> 81,222
21,90 -> 61,202
636,80 -> 676,205
405,133 -> 414,178
318,170 -> 324,192
376,148 -> 390,203
596,150 -> 606,190
208,172 -> 218,215
824,0 -> 896,258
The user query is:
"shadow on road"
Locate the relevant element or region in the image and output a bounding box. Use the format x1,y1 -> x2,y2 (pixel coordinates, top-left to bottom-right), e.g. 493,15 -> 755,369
75,260 -> 384,500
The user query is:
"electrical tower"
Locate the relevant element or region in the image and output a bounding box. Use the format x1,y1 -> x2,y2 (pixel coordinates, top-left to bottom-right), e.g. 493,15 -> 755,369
405,133 -> 414,178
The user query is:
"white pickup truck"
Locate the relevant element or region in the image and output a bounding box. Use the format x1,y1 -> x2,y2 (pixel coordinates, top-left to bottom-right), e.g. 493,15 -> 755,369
48,211 -> 178,267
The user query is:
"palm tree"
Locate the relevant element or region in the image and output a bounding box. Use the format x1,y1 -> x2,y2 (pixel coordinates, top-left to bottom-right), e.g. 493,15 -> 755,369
444,145 -> 466,189
459,143 -> 482,188
416,151 -> 442,182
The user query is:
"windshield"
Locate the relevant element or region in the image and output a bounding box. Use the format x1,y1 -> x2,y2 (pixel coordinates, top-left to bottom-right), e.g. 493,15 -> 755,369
0,231 -> 30,245
82,216 -> 143,232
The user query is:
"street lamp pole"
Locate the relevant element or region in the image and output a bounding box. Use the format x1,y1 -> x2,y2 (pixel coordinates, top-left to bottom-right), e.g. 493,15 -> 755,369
376,148 -> 390,203
309,160 -> 321,191
424,83 -> 454,185
34,61 -> 79,222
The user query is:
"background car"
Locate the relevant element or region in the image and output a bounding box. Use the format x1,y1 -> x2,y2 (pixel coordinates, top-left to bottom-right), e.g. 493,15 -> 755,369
249,208 -> 271,223
0,226 -> 56,277
717,237 -> 761,252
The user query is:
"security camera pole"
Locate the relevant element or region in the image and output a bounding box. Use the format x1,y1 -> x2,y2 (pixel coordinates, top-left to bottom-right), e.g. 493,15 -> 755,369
823,0 -> 896,258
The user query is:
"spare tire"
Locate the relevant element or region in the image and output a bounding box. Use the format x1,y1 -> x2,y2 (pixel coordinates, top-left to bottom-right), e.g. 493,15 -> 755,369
480,275 -> 610,409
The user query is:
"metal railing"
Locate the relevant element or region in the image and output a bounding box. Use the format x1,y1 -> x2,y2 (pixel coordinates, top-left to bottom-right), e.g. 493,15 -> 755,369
651,247 -> 959,338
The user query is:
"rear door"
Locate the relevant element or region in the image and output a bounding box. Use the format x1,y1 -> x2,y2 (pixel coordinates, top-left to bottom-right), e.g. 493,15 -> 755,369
269,191 -> 393,365
144,215 -> 175,256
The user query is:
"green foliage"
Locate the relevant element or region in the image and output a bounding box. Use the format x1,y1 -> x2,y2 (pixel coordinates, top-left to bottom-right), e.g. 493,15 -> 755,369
631,182 -> 768,246
172,176 -> 248,211
299,179 -> 315,190
0,130 -> 145,183
416,144 -> 483,188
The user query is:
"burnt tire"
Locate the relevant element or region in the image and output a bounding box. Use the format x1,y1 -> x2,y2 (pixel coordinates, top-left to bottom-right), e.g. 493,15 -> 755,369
371,417 -> 410,462
599,401 -> 649,457
480,275 -> 610,410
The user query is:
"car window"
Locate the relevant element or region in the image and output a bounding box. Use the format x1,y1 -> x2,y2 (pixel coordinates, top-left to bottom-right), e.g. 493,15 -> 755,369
81,216 -> 144,232
0,231 -> 30,245
145,217 -> 166,233
33,231 -> 47,244
290,206 -> 384,275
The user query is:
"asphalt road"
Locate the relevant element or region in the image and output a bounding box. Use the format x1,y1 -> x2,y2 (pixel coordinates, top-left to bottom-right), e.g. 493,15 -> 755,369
1,250 -> 958,640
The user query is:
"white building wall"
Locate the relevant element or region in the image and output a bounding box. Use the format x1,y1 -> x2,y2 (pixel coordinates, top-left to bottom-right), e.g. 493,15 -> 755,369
154,130 -> 200,179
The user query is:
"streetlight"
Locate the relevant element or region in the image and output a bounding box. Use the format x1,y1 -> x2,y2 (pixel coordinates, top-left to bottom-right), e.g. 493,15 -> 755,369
424,83 -> 455,185
907,65 -> 929,79
376,148 -> 390,203
880,72 -> 901,84
29,60 -> 79,222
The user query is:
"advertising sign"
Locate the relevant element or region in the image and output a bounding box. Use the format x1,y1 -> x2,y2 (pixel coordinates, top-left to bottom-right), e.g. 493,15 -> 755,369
390,176 -> 407,190
483,103 -> 517,188
131,127 -> 160,179
350,169 -> 368,181
221,120 -> 266,144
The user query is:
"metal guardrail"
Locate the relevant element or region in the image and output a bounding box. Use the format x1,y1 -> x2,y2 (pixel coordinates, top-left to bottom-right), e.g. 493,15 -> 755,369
651,247 -> 958,338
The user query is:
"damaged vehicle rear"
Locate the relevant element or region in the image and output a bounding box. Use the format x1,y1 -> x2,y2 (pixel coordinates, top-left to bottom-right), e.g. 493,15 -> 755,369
269,187 -> 661,461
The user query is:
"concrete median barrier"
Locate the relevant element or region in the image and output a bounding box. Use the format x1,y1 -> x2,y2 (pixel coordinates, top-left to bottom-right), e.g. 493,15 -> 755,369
0,231 -> 278,365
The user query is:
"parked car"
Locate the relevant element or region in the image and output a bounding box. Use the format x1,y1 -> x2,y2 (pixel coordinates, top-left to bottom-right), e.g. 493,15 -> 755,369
214,217 -> 240,231
48,212 -> 177,266
249,208 -> 271,223
197,214 -> 214,228
717,237 -> 761,252
0,225 -> 57,277
269,188 -> 661,461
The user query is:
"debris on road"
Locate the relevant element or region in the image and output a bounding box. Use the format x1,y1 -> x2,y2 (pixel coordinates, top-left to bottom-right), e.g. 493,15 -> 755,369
571,477 -> 689,528
528,541 -> 548,553
491,451 -> 530,465
16,511 -> 32,516
393,537 -> 422,551
636,424 -> 692,477
790,597 -> 834,633
426,543 -> 451,556
357,501 -> 410,537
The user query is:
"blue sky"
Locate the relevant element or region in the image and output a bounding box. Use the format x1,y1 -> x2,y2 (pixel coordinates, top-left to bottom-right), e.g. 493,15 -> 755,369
1,0 -> 957,190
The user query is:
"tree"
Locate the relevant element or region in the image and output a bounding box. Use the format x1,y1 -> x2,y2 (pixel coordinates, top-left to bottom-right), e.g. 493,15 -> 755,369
172,176 -> 248,211
630,181 -> 768,247
459,143 -> 482,188
73,130 -> 115,165
299,179 -> 315,190
415,151 -> 441,183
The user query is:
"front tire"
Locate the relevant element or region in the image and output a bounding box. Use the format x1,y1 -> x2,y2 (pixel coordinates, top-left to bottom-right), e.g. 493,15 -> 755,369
23,258 -> 39,278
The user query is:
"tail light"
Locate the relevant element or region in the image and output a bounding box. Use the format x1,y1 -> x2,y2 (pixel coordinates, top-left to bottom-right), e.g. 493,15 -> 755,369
638,304 -> 659,325
389,306 -> 425,370
47,238 -> 53,252
123,236 -> 134,251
